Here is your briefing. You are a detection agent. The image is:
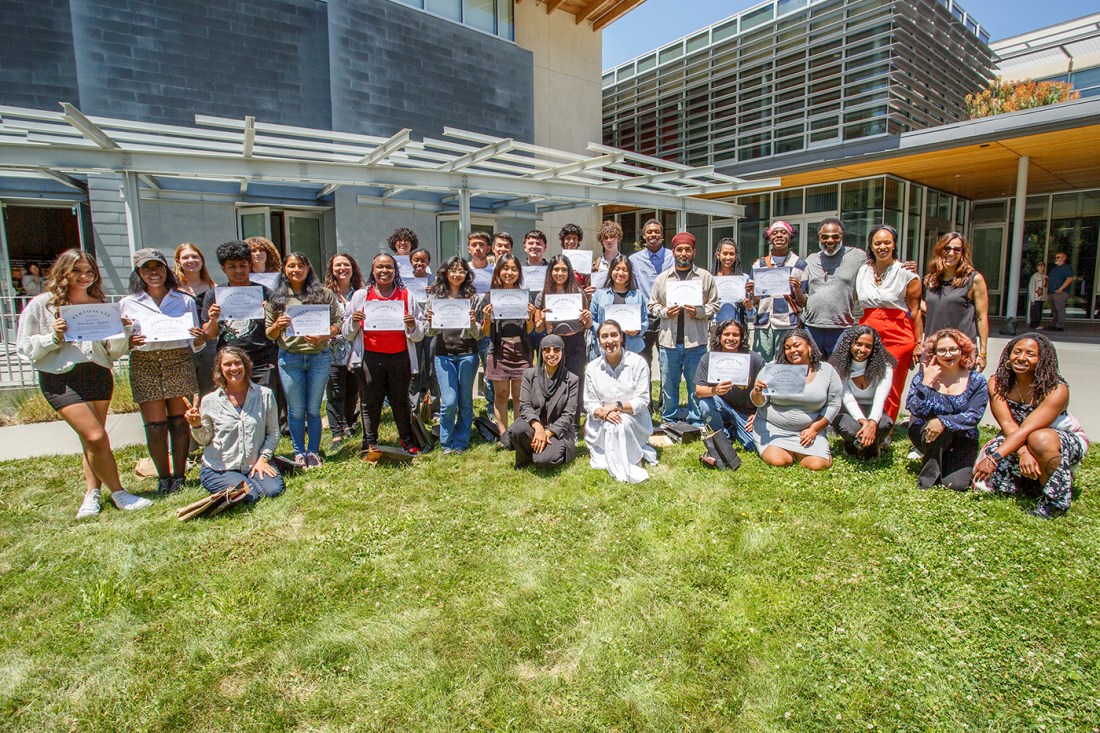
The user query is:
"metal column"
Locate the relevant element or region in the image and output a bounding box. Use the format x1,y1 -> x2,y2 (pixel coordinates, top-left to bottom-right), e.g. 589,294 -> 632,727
1001,156 -> 1029,334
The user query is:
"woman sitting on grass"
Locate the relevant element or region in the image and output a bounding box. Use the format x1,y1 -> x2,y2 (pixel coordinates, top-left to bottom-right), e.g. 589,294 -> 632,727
584,319 -> 657,483
184,346 -> 283,502
829,325 -> 896,460
972,333 -> 1088,519
502,334 -> 578,469
905,328 -> 988,491
695,318 -> 763,451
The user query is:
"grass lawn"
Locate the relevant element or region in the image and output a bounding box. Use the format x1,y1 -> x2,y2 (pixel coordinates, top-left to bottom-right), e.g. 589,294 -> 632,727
1,419 -> 1097,732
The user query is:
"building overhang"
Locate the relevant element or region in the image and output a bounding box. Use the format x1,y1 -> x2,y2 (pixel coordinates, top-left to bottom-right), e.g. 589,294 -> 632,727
527,0 -> 647,31
718,95 -> 1100,201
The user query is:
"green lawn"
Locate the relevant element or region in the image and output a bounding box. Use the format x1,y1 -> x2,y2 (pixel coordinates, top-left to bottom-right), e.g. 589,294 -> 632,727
1,421 -> 1097,732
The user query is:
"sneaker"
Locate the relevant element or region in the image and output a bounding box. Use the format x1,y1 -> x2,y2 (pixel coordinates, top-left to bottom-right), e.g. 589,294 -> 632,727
293,453 -> 308,468
76,490 -> 101,519
157,477 -> 184,495
400,439 -> 421,456
906,449 -> 923,461
1030,500 -> 1066,520
330,435 -> 344,450
306,452 -> 324,468
972,476 -> 993,494
109,490 -> 152,511
170,476 -> 186,494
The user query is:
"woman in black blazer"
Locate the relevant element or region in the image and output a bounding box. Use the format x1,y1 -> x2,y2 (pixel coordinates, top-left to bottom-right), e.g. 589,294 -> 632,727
502,335 -> 579,469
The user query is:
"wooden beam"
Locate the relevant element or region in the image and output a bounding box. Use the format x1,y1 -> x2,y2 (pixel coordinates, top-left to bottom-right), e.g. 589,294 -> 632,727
575,0 -> 611,24
545,0 -> 568,14
592,0 -> 646,31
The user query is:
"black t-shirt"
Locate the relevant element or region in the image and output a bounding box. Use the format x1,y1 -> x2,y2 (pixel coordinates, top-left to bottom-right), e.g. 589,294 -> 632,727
200,285 -> 277,366
694,350 -> 765,412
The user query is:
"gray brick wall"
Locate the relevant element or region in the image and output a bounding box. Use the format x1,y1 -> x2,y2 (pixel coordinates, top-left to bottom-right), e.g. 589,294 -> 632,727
86,173 -> 134,296
0,0 -> 80,110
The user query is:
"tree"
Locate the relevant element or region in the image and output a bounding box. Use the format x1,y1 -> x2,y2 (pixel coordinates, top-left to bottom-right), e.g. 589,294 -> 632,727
966,77 -> 1080,119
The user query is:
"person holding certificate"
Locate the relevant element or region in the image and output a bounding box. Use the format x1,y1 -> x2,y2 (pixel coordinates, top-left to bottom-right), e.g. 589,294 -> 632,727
324,253 -> 366,449
534,255 -> 592,425
343,253 -> 424,455
559,223 -> 595,295
120,248 -> 207,496
828,325 -> 897,460
594,220 -> 623,273
502,335 -> 579,469
855,224 -> 923,422
589,254 -> 647,359
425,257 -> 481,454
711,238 -> 753,326
406,248 -> 437,416
750,329 -> 843,470
265,253 -> 340,468
648,232 -> 719,427
479,254 -> 535,440
749,221 -> 809,361
628,219 -> 674,368
175,242 -> 218,399
185,346 -> 284,503
584,320 -> 657,483
695,319 -> 764,450
16,249 -> 151,517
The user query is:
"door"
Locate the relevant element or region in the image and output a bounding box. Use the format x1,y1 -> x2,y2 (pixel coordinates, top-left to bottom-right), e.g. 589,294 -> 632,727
784,214 -> 838,260
971,224 -> 1006,316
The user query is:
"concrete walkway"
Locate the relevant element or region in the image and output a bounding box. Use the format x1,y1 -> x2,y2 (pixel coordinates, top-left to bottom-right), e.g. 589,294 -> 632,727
0,411 -> 146,462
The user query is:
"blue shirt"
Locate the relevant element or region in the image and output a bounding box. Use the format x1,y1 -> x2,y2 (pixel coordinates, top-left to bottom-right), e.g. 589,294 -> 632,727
629,247 -> 674,300
1049,263 -> 1073,293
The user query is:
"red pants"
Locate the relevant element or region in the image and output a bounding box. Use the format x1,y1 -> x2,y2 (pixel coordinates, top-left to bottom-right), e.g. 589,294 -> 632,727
859,308 -> 916,421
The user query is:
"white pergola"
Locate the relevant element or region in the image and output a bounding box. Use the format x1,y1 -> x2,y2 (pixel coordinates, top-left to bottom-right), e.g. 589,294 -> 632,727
0,103 -> 781,245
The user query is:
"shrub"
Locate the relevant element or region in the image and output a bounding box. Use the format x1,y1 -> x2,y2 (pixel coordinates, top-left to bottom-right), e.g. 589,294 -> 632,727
966,77 -> 1080,118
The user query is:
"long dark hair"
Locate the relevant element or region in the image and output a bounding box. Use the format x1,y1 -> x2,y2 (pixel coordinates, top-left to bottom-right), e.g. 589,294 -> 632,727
325,252 -> 365,295
829,325 -> 896,383
365,252 -> 406,291
776,328 -> 822,370
129,256 -> 181,295
490,253 -> 524,289
992,332 -> 1065,404
711,238 -> 742,275
604,254 -> 637,292
269,252 -> 328,310
544,254 -> 582,295
708,318 -> 749,353
429,256 -> 476,299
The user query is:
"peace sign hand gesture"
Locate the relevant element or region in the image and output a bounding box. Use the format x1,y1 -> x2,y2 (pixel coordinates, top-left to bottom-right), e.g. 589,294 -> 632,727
182,397 -> 202,428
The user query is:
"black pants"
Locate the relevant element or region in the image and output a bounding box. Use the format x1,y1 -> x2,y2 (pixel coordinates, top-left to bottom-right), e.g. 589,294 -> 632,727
504,418 -> 575,469
908,422 -> 977,490
327,362 -> 362,438
834,413 -> 893,458
409,337 -> 439,416
1028,301 -> 1044,329
641,314 -> 660,411
360,350 -> 416,449
562,332 -> 586,429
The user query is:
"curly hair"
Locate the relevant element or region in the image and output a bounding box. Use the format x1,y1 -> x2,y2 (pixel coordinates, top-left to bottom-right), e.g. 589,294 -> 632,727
174,243 -> 215,290
543,254 -> 582,295
490,253 -> 524,289
711,237 -> 742,275
992,332 -> 1065,403
387,227 -> 419,253
709,318 -> 749,353
919,328 -> 977,370
829,325 -> 896,383
429,256 -> 476,299
246,236 -> 282,273
45,249 -> 106,306
776,328 -> 822,370
597,220 -> 623,243
865,224 -> 899,264
365,253 -> 406,291
216,240 -> 251,266
269,252 -> 328,310
923,232 -> 975,289
558,223 -> 584,243
212,346 -> 253,390
325,252 -> 365,294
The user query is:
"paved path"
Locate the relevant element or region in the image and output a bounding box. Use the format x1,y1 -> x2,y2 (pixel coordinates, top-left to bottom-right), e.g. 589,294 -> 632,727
0,411 -> 146,462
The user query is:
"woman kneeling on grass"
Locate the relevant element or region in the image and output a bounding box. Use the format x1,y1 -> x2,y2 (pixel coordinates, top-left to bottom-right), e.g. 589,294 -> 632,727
828,325 -> 897,460
972,333 -> 1088,519
185,346 -> 283,502
584,319 -> 657,483
502,334 -> 578,469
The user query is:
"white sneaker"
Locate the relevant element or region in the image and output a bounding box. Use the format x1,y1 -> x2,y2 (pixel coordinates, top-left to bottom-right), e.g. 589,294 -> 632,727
76,490 -> 101,519
906,449 -> 923,461
109,490 -> 152,511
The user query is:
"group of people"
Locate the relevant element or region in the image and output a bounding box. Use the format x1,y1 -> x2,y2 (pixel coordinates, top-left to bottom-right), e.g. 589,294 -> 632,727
14,218 -> 1088,519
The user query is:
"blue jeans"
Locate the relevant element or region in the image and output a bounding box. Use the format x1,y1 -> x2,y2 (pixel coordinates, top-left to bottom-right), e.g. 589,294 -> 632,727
477,336 -> 494,407
699,396 -> 756,451
200,464 -> 285,503
659,344 -> 705,425
278,349 -> 331,455
806,326 -> 844,361
435,353 -> 478,451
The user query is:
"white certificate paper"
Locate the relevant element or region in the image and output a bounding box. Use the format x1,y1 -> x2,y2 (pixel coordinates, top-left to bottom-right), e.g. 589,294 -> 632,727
250,272 -> 280,290
761,363 -> 808,396
752,267 -> 792,298
715,275 -> 748,304
707,352 -> 752,386
404,276 -> 430,303
543,293 -> 583,323
59,304 -> 124,342
362,300 -> 406,331
491,289 -> 529,320
472,267 -> 494,294
215,286 -> 264,320
523,266 -> 547,292
590,270 -> 609,290
285,304 -> 331,337
431,298 -> 472,330
393,255 -> 414,278
140,311 -> 197,343
603,303 -> 642,332
666,279 -> 704,307
561,248 -> 593,275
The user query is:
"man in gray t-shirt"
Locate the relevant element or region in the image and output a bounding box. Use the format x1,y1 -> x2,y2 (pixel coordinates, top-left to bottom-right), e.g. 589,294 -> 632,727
803,217 -> 865,359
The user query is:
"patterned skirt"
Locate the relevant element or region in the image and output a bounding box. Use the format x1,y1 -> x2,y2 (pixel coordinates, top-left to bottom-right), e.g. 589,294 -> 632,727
129,348 -> 199,403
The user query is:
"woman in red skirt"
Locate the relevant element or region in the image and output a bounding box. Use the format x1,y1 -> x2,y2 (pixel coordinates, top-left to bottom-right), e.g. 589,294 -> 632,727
855,224 -> 923,421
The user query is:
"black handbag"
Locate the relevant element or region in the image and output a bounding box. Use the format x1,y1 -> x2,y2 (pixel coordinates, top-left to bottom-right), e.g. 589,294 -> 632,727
665,421 -> 703,444
700,429 -> 742,471
474,414 -> 501,443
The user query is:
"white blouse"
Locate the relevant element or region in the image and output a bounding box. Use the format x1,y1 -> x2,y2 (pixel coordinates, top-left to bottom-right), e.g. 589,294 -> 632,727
841,366 -> 894,423
855,263 -> 916,311
119,289 -> 201,352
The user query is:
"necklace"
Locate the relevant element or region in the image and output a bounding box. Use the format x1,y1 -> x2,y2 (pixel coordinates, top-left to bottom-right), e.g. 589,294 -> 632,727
873,262 -> 892,287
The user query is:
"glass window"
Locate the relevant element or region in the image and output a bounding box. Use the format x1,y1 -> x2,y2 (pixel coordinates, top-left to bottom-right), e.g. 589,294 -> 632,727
842,179 -> 884,212
395,0 -> 424,7
426,0 -> 462,22
738,194 -> 770,224
687,32 -> 710,53
497,0 -> 513,40
638,55 -> 657,73
884,178 -> 902,212
778,0 -> 808,15
464,0 -> 495,34
775,189 -> 804,217
658,44 -> 683,64
806,184 -> 838,213
742,4 -> 775,30
713,19 -> 739,42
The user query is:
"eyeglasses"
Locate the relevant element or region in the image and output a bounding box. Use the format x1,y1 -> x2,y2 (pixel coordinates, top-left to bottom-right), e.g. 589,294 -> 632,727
935,346 -> 961,355
819,233 -> 842,240
942,245 -> 963,253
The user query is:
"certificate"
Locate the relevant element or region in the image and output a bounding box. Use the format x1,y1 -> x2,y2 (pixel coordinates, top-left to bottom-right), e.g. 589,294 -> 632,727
543,293 -> 583,323
491,289 -> 529,320
752,267 -> 792,298
561,248 -> 593,275
715,275 -> 747,304
393,255 -> 414,278
603,303 -> 641,332
214,286 -> 264,320
666,279 -> 703,307
250,272 -> 280,290
285,304 -> 331,337
760,363 -> 808,396
590,269 -> 609,290
139,311 -> 196,343
431,298 -> 472,330
59,304 -> 124,342
404,276 -> 430,303
362,300 -> 406,331
707,352 -> 751,386
472,267 -> 494,294
523,266 -> 547,292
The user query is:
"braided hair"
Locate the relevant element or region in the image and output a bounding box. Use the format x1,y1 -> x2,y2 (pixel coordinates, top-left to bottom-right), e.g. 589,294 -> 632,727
829,325 -> 896,383
992,332 -> 1065,403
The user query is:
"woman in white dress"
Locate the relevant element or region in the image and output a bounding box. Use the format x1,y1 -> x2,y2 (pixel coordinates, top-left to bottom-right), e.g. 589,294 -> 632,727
583,319 -> 657,483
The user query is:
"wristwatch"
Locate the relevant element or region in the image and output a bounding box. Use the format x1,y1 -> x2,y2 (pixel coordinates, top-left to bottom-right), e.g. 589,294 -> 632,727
988,450 -> 1004,463
616,400 -> 624,409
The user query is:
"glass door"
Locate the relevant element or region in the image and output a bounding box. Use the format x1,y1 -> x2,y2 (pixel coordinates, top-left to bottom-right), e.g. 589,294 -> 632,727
784,214 -> 838,260
287,213 -> 324,272
971,224 -> 1006,316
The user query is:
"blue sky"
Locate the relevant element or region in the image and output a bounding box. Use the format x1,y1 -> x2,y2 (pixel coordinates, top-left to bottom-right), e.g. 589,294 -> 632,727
602,0 -> 1092,69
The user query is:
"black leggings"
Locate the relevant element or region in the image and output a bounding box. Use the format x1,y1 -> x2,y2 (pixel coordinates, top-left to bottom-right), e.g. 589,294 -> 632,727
908,422 -> 977,490
359,350 -> 415,449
